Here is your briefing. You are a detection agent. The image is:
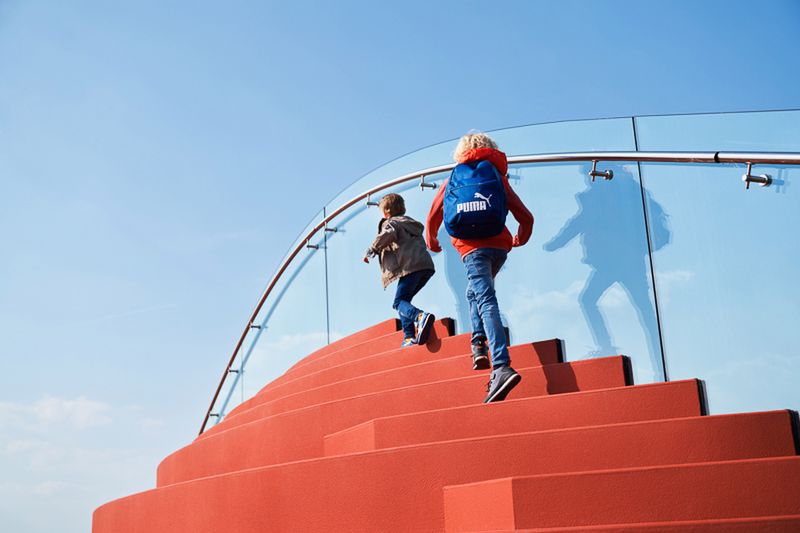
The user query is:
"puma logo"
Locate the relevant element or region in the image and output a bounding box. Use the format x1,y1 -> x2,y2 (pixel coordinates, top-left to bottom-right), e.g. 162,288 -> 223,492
474,192 -> 492,207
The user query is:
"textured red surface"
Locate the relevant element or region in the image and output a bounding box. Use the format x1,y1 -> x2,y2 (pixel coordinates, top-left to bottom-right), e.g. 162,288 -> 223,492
443,457 -> 800,531
93,319 -> 800,532
224,338 -> 562,424
158,356 -> 628,485
285,317 -> 400,370
273,318 -> 453,383
323,379 -> 704,455
503,515 -> 800,532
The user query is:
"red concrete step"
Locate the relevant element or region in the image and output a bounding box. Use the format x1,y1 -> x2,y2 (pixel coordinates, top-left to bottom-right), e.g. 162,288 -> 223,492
280,317 -> 454,380
209,336 -> 563,435
219,329 -> 472,428
442,455 -> 800,532
224,340 -> 563,422
501,515 -> 800,532
221,321 -> 459,423
97,411 -> 799,533
285,317 -> 400,370
158,356 -> 630,486
324,379 -> 705,456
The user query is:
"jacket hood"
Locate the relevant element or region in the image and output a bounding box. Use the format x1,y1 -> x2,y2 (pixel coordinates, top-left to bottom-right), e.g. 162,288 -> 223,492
456,147 -> 508,176
387,216 -> 425,237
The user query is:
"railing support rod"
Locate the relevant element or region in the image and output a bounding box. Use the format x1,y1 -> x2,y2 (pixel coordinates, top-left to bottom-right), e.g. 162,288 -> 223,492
199,148 -> 800,435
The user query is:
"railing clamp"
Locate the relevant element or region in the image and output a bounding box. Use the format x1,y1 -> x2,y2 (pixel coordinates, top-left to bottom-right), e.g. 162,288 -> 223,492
209,413 -> 220,418
249,323 -> 262,330
228,368 -> 240,374
742,162 -> 772,190
420,175 -> 437,190
306,239 -> 320,250
366,194 -> 379,207
324,226 -> 338,233
590,160 -> 614,182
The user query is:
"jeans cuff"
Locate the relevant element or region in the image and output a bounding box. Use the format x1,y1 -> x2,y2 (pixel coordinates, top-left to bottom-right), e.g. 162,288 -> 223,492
471,335 -> 487,346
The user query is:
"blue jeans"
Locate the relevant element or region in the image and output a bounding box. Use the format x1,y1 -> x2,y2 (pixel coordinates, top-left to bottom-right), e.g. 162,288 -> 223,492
393,269 -> 434,338
464,248 -> 510,367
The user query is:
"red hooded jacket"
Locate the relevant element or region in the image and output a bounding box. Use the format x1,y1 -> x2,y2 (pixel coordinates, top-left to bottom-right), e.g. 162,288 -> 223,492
426,147 -> 534,258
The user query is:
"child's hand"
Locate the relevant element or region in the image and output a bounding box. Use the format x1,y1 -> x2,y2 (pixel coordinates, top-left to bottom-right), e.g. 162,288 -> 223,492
362,256 -> 369,264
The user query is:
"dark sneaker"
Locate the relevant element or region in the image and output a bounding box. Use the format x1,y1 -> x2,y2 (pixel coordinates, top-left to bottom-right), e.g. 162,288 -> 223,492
414,312 -> 435,345
484,365 -> 521,403
471,342 -> 490,370
400,337 -> 416,348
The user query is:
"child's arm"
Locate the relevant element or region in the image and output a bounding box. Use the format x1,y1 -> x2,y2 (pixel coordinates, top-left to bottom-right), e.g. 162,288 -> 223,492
364,220 -> 398,260
503,177 -> 534,247
425,179 -> 447,252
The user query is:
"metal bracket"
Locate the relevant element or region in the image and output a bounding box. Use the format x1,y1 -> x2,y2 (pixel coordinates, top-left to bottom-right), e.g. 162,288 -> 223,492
227,368 -> 240,374
420,175 -> 437,190
366,194 -> 379,207
324,226 -> 338,233
249,323 -> 262,330
742,162 -> 772,190
306,239 -> 319,250
209,413 -> 220,418
590,160 -> 614,182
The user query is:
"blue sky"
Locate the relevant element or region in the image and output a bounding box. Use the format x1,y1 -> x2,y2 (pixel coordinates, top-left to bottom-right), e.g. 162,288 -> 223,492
1,1 -> 799,532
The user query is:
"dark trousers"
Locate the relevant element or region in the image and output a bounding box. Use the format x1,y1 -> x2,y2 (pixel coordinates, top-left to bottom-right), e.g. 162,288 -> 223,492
392,269 -> 435,338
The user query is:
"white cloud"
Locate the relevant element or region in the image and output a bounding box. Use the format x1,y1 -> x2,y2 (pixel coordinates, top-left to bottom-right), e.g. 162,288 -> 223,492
243,330 -> 329,376
0,396 -> 112,432
655,269 -> 694,302
139,417 -> 164,429
32,480 -> 75,496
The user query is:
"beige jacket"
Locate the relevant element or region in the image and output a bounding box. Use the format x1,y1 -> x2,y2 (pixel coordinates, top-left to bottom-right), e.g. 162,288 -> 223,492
366,216 -> 435,288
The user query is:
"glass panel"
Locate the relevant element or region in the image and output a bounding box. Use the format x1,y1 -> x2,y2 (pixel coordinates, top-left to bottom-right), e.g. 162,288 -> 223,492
211,210 -> 329,421
635,110 -> 800,151
323,118 -> 664,385
324,177 -> 449,340
503,161 -> 663,384
325,118 -> 642,224
637,110 -> 800,414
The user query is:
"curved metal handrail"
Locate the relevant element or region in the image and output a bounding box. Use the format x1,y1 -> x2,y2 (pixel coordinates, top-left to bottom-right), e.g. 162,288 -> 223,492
199,149 -> 800,434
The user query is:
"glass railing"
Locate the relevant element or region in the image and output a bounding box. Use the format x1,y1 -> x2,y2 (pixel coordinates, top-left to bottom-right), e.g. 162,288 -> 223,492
201,109 -> 800,433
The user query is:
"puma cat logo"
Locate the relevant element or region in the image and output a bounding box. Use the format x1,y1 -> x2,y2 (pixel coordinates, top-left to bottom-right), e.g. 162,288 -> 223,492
474,192 -> 493,207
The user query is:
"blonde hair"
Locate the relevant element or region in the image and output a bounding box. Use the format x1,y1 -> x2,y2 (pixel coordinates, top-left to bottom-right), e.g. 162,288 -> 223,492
379,193 -> 406,216
453,132 -> 499,162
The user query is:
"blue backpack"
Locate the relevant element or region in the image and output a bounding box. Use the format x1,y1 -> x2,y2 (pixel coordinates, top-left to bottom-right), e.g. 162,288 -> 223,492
443,160 -> 508,239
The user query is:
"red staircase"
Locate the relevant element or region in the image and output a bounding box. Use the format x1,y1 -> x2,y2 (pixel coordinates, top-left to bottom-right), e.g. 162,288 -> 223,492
93,318 -> 800,532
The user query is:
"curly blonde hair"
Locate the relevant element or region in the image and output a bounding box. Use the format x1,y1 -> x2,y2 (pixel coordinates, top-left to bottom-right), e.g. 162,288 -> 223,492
453,132 -> 499,162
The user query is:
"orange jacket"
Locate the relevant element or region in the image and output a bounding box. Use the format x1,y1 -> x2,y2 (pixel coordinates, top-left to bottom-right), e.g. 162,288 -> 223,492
426,147 -> 534,258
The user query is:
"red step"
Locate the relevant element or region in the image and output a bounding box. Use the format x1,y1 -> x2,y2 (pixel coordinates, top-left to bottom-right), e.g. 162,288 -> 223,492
324,379 -> 705,456
220,326 -> 469,424
256,323 -> 536,402
96,412 -> 798,532
278,317 -> 453,381
208,337 -> 564,436
286,317 -> 400,370
218,317 -> 408,422
157,356 -> 630,486
224,340 -> 563,422
443,456 -> 800,532
500,515 -> 800,532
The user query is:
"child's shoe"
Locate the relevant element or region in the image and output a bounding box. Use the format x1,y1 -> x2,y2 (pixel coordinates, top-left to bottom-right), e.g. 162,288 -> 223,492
484,365 -> 521,403
400,337 -> 416,348
471,342 -> 490,370
414,312 -> 435,345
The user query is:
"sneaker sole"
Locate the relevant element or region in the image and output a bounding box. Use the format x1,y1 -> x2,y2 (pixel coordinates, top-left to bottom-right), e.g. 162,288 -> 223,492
484,372 -> 521,403
472,355 -> 490,370
415,313 -> 435,345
